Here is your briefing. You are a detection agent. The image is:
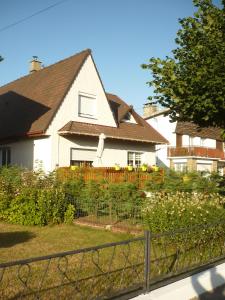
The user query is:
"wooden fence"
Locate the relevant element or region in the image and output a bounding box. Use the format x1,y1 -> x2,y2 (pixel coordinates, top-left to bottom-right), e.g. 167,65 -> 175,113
57,167 -> 164,189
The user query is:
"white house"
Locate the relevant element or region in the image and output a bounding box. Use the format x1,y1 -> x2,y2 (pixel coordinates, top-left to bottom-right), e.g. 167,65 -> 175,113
0,49 -> 167,172
144,105 -> 225,174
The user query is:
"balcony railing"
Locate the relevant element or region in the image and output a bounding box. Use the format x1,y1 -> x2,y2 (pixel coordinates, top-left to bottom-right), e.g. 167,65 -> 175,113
168,146 -> 225,160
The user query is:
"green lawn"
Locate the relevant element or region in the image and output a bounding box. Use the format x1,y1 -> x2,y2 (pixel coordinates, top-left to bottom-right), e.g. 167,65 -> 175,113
0,222 -> 131,263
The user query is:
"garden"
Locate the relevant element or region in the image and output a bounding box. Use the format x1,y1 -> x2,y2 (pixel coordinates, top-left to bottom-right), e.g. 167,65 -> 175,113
0,166 -> 225,299
0,166 -> 225,231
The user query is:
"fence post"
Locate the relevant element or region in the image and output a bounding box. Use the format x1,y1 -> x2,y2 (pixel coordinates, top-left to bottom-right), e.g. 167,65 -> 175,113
144,230 -> 151,292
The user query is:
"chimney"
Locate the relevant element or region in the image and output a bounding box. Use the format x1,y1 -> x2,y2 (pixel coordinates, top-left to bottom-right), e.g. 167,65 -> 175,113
143,103 -> 158,118
29,56 -> 42,73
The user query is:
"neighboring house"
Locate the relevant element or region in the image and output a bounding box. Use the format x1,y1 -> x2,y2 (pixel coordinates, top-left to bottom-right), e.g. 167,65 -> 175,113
144,105 -> 225,174
0,49 -> 167,172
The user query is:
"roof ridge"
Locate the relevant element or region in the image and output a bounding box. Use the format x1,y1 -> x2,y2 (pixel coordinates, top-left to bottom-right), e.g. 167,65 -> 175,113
0,49 -> 91,89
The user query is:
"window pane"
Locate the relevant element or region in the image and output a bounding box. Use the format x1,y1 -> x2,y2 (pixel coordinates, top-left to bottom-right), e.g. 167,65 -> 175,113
127,152 -> 142,167
1,148 -> 11,166
128,152 -> 133,160
79,95 -> 96,118
174,163 -> 187,172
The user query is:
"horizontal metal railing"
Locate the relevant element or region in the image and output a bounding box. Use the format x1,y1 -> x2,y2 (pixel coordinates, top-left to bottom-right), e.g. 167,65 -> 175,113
168,146 -> 225,159
0,221 -> 225,299
0,237 -> 146,300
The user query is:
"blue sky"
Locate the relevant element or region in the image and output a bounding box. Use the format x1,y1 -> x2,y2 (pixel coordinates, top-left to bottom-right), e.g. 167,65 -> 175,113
0,0 -> 221,114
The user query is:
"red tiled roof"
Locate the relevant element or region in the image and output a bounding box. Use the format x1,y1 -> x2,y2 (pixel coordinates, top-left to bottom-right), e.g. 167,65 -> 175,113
176,122 -> 223,141
0,49 -> 91,140
59,93 -> 168,144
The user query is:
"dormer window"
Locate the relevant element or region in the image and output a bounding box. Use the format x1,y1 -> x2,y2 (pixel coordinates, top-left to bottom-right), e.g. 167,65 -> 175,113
123,112 -> 131,121
78,92 -> 96,119
121,112 -> 137,124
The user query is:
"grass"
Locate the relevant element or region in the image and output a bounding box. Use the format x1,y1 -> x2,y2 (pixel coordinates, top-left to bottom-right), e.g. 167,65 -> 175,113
0,222 -> 224,299
0,222 -> 131,263
0,222 -> 143,300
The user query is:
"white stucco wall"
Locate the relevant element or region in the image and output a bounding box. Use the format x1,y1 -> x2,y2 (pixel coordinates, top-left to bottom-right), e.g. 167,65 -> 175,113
147,114 -> 175,168
0,140 -> 34,169
55,135 -> 155,168
101,140 -> 155,167
11,140 -> 34,169
46,54 -> 117,170
0,138 -> 52,172
33,137 -> 52,172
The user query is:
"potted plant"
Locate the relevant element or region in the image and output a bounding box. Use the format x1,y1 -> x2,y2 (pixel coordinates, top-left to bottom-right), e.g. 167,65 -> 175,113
70,165 -> 78,171
141,164 -> 148,172
152,165 -> 159,172
114,164 -> 121,171
127,165 -> 133,171
182,174 -> 190,182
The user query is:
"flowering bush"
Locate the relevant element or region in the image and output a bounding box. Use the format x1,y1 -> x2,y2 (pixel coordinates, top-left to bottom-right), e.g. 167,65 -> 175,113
142,191 -> 225,233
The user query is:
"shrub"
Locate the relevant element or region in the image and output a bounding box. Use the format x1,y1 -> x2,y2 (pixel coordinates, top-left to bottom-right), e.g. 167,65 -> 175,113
64,204 -> 76,224
104,182 -> 145,221
142,191 -> 225,233
80,181 -> 106,217
145,170 -> 224,193
7,187 -> 67,226
0,167 -> 70,226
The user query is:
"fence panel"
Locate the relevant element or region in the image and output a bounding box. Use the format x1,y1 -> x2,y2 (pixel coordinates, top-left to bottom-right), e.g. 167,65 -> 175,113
1,222 -> 224,299
57,167 -> 164,189
0,238 -> 145,300
148,221 -> 225,285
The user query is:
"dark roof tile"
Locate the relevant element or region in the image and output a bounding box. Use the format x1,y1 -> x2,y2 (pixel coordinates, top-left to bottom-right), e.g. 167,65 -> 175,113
0,49 -> 91,140
176,122 -> 223,141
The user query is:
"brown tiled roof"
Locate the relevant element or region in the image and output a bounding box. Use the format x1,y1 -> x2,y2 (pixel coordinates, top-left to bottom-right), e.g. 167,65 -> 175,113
59,93 -> 168,144
176,122 -> 223,141
106,93 -> 132,122
0,49 -> 91,140
0,49 -> 167,145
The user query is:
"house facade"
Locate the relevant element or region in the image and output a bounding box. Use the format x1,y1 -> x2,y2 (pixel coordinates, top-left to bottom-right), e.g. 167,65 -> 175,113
145,105 -> 225,174
0,49 -> 167,172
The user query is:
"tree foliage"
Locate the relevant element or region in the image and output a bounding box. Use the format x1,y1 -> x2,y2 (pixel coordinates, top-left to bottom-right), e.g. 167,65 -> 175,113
0,56 -> 3,62
142,0 -> 225,133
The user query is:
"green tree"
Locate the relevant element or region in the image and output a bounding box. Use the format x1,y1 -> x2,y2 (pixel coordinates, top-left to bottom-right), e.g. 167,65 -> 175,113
142,0 -> 225,135
0,56 -> 3,62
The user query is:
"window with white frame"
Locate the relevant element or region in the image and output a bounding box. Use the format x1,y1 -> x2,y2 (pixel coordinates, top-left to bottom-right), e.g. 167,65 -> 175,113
196,163 -> 211,172
200,138 -> 206,147
127,152 -> 142,167
174,162 -> 187,172
70,148 -> 96,167
0,148 -> 11,166
189,136 -> 194,146
78,93 -> 96,119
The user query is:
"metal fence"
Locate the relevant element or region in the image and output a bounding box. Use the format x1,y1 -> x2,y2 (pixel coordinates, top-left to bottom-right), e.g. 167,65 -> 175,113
0,221 -> 225,299
73,196 -> 144,233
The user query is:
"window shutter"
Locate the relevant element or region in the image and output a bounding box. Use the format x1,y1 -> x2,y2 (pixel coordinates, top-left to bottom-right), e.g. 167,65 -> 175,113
71,148 -> 96,161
